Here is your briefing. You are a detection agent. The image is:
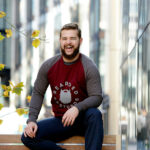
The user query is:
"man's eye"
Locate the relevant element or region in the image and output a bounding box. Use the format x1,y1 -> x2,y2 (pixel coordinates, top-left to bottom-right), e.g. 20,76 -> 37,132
62,38 -> 67,40
71,37 -> 76,40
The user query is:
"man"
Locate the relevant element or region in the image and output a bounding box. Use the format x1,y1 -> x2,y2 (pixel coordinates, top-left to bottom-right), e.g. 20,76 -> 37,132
21,23 -> 104,150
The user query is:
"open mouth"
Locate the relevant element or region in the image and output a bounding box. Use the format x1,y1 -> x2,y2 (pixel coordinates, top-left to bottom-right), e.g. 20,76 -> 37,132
64,45 -> 74,53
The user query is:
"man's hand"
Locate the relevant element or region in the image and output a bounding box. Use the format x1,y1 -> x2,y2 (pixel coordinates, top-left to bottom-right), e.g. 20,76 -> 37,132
62,106 -> 79,127
24,122 -> 38,138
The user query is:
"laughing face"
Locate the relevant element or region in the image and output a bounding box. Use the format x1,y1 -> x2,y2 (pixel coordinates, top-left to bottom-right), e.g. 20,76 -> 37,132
60,29 -> 82,62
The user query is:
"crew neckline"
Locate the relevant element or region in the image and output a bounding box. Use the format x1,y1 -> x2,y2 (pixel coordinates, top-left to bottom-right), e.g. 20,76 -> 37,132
62,54 -> 81,65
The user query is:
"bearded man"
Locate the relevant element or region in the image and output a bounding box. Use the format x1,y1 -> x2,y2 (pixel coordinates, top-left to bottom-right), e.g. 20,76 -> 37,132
21,23 -> 104,150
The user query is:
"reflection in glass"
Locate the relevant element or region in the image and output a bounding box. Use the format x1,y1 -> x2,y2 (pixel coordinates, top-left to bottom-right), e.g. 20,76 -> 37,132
121,0 -> 150,149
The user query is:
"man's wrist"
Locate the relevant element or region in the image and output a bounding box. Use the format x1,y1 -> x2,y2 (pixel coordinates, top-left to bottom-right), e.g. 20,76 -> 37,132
27,119 -> 37,124
73,106 -> 79,111
74,104 -> 81,112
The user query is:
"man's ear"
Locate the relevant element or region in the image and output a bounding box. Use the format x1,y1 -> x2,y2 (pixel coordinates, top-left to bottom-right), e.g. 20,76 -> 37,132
80,38 -> 83,44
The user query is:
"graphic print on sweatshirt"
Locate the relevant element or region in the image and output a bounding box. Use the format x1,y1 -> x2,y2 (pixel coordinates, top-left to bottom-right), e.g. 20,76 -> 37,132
53,81 -> 80,109
60,89 -> 71,104
47,56 -> 88,116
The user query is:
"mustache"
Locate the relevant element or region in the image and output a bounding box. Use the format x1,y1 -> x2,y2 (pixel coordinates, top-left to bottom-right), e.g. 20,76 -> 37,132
60,45 -> 80,60
64,45 -> 74,48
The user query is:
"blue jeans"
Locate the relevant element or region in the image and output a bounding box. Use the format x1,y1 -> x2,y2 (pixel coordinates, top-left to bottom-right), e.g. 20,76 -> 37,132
21,108 -> 104,150
137,141 -> 145,150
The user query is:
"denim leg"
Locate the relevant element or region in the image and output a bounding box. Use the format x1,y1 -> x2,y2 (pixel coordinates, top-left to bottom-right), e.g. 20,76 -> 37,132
21,117 -> 74,150
83,108 -> 104,150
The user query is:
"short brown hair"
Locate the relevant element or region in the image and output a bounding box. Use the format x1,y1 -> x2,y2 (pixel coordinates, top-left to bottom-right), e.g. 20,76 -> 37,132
60,23 -> 81,38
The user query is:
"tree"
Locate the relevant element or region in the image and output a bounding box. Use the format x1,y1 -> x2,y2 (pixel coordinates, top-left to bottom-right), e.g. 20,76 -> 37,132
0,11 -> 39,125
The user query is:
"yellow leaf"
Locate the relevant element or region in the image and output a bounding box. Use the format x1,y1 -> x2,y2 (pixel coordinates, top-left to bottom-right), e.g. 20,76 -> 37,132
0,11 -> 6,18
0,119 -> 3,125
6,86 -> 11,91
31,30 -> 40,37
5,29 -> 12,38
16,108 -> 25,116
26,96 -> 31,103
1,85 -> 11,91
1,85 -> 7,90
0,64 -> 5,71
12,82 -> 24,95
0,33 -> 5,41
9,80 -> 14,87
15,82 -> 24,88
3,90 -> 9,97
32,39 -> 40,48
0,103 -> 3,111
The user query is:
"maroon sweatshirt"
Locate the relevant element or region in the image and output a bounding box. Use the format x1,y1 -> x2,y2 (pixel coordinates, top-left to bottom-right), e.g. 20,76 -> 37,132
27,53 -> 103,123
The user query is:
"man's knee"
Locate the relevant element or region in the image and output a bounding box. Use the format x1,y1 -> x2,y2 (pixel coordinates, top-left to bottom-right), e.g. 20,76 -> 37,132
21,133 -> 29,145
86,108 -> 102,116
21,133 -> 33,148
85,108 -> 102,121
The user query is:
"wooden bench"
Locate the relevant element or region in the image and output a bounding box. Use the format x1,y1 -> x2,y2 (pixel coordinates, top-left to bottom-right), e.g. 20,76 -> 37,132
0,134 -> 116,150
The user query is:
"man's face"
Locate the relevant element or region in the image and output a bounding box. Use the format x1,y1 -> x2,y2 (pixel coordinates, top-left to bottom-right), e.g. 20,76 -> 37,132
60,29 -> 82,60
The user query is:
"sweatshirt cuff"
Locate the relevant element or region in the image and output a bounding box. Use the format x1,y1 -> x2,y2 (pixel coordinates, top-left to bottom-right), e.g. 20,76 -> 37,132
26,118 -> 37,124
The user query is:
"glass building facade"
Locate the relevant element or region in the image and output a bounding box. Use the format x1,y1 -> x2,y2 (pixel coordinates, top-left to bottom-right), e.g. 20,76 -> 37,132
121,0 -> 150,149
2,2 -> 150,149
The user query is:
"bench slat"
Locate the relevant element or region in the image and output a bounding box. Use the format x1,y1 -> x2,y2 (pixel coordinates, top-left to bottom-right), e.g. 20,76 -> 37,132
60,135 -> 116,144
61,145 -> 116,150
0,134 -> 116,144
0,145 -> 29,150
0,145 -> 116,150
0,134 -> 116,150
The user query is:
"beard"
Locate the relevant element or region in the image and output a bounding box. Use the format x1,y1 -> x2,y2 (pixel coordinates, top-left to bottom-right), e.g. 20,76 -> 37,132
61,44 -> 80,60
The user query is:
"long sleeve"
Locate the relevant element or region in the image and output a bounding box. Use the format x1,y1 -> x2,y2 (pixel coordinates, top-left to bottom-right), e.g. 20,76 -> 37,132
27,55 -> 61,123
75,54 -> 103,111
27,62 -> 49,123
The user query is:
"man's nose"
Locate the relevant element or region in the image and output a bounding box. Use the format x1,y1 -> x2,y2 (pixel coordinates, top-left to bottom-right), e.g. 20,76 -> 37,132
66,39 -> 71,44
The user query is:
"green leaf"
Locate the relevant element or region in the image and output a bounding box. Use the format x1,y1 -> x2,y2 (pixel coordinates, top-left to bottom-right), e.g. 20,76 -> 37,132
12,82 -> 24,95
12,87 -> 23,95
15,82 -> 24,88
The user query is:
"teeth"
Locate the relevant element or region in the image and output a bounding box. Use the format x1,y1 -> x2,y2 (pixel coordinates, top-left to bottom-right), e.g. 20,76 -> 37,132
65,45 -> 73,48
